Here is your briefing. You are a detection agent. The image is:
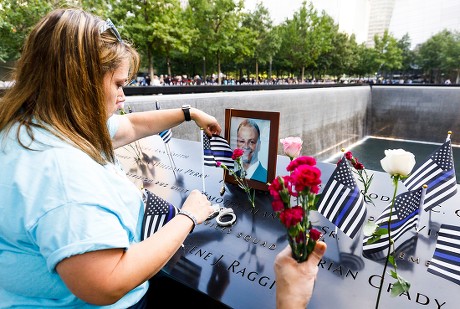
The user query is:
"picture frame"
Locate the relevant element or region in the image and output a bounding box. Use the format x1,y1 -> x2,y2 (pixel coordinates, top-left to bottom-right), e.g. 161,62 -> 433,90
224,109 -> 280,191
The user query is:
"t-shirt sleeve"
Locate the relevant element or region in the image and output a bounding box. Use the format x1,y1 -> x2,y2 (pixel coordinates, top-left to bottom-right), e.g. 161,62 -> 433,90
33,203 -> 131,272
107,115 -> 121,138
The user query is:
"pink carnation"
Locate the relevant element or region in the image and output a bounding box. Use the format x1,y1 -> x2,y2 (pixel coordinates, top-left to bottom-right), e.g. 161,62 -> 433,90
280,137 -> 303,159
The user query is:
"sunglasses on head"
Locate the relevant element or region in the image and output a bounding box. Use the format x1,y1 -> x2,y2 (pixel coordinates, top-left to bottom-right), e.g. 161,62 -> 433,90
99,18 -> 122,42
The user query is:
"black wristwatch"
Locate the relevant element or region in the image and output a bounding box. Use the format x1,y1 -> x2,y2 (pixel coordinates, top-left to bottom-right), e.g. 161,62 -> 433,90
181,105 -> 191,121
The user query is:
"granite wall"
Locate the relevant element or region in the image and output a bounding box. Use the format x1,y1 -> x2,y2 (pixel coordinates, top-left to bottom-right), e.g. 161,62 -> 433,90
124,86 -> 371,161
124,85 -> 460,161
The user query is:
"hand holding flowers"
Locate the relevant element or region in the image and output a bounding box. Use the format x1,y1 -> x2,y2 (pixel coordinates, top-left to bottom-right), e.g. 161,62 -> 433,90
269,137 -> 323,262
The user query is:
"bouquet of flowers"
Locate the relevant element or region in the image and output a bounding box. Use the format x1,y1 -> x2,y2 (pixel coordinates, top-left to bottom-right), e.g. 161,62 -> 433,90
268,137 -> 322,262
217,148 -> 255,208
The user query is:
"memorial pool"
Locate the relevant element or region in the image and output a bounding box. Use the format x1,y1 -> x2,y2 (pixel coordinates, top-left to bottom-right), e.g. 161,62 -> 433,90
325,136 -> 460,183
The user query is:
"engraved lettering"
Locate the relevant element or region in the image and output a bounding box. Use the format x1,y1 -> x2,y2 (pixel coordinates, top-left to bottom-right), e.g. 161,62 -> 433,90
416,293 -> 429,305
228,260 -> 240,271
210,254 -> 224,266
235,268 -> 246,276
435,299 -> 446,308
247,271 -> 258,282
258,276 -> 270,287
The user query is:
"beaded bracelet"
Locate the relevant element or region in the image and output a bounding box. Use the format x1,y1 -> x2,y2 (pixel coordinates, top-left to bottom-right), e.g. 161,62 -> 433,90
178,210 -> 197,233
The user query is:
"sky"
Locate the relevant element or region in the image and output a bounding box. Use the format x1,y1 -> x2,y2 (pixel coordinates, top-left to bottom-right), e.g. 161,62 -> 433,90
244,0 -> 305,25
243,0 -> 460,48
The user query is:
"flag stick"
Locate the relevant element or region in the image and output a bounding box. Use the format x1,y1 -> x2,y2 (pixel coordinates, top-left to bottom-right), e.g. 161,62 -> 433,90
165,143 -> 177,178
446,130 -> 452,142
155,100 -> 177,178
200,128 -> 206,193
416,184 -> 428,232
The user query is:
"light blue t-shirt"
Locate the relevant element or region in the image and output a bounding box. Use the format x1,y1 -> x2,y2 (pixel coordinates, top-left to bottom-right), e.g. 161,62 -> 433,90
0,115 -> 148,308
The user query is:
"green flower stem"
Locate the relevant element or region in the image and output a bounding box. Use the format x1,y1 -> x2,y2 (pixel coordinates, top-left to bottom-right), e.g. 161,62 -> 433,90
220,163 -> 255,208
375,175 -> 400,309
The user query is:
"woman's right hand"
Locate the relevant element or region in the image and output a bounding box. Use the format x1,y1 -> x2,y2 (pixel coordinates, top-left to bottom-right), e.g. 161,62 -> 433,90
181,189 -> 214,224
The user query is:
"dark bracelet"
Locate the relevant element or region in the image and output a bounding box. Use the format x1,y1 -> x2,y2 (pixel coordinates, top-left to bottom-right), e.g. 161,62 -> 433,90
178,210 -> 197,233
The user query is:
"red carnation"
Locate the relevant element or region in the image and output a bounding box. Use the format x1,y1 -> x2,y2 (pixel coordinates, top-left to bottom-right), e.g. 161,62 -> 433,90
232,148 -> 244,160
309,228 -> 322,241
279,206 -> 304,228
286,156 -> 316,172
345,151 -> 353,160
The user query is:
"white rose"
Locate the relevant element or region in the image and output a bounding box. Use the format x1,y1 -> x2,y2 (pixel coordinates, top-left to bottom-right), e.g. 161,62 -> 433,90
380,149 -> 416,177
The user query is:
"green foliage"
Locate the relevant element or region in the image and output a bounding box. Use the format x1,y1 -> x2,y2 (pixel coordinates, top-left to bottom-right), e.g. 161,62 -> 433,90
0,0 -> 56,62
2,0 -> 459,83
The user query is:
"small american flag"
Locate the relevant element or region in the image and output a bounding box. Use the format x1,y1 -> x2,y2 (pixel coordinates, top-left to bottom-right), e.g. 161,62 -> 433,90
403,138 -> 457,210
317,156 -> 366,239
141,189 -> 179,240
202,132 -> 234,168
428,224 -> 460,286
362,187 -> 424,257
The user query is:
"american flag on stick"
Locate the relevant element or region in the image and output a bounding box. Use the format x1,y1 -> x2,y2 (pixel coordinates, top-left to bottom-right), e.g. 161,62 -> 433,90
141,189 -> 178,240
316,156 -> 366,239
403,132 -> 457,211
362,186 -> 425,257
428,224 -> 460,286
202,132 -> 234,168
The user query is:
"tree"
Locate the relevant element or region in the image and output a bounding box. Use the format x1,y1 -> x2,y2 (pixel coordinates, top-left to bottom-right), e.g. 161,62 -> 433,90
187,0 -> 244,85
416,30 -> 452,83
279,1 -> 336,82
0,0 -> 55,63
110,0 -> 193,79
240,2 -> 280,82
373,30 -> 403,79
397,33 -> 416,79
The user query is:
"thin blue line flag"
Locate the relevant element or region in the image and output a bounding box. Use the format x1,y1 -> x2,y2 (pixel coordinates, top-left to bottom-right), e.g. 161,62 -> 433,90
202,132 -> 234,169
362,187 -> 423,257
316,156 -> 366,239
141,189 -> 178,240
159,129 -> 172,143
428,224 -> 460,286
403,138 -> 457,210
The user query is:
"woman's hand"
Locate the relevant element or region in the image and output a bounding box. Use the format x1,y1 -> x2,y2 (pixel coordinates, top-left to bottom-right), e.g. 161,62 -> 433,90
190,108 -> 222,136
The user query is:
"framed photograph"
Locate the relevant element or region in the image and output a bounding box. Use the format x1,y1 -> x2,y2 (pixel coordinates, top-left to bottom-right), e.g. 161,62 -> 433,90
224,109 -> 280,191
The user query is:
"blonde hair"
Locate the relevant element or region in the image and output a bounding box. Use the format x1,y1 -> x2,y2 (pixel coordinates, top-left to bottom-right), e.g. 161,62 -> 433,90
0,8 -> 140,165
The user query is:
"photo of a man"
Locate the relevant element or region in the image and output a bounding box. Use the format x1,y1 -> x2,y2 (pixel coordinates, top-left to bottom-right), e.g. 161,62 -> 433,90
235,119 -> 268,183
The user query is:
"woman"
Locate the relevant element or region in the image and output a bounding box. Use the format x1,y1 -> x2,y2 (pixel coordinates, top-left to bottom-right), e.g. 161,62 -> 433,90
0,8 -> 218,307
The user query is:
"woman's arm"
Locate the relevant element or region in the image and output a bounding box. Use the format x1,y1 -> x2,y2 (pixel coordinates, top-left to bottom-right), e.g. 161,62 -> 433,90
112,107 -> 221,148
56,190 -> 214,305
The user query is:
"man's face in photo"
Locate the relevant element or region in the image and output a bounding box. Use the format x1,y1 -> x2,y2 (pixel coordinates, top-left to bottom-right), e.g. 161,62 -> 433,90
237,125 -> 260,165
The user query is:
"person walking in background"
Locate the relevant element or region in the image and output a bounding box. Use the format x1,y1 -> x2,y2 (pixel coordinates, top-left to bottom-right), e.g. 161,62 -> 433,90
0,8 -> 219,308
236,118 -> 268,183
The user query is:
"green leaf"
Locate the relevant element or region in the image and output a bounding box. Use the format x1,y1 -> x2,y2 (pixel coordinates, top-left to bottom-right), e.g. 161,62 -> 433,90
388,255 -> 396,268
390,275 -> 411,297
366,235 -> 381,245
374,227 -> 389,236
